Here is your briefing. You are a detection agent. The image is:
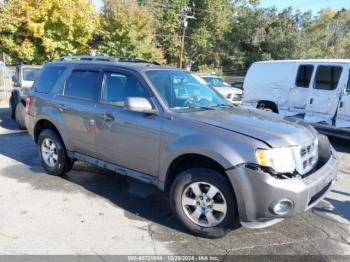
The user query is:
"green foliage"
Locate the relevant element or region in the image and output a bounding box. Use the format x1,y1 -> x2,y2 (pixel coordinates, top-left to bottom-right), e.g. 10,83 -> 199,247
0,0 -> 98,64
96,0 -> 164,62
227,7 -> 300,69
0,0 -> 349,71
297,9 -> 350,59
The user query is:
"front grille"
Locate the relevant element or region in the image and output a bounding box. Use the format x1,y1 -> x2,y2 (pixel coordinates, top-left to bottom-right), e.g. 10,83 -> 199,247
296,138 -> 319,175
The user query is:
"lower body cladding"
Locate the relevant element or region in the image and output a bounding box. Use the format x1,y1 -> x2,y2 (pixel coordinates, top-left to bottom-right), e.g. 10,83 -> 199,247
226,143 -> 338,229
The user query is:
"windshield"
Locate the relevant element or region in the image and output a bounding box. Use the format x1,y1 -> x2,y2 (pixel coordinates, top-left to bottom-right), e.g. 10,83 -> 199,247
23,68 -> 41,81
146,70 -> 229,111
202,76 -> 228,87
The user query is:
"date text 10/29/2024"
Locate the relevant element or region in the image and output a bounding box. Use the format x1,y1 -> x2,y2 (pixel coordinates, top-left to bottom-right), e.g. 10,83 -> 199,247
127,256 -> 220,261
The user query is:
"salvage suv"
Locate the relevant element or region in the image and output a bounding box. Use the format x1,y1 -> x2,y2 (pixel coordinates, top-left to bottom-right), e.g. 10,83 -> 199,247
26,56 -> 338,238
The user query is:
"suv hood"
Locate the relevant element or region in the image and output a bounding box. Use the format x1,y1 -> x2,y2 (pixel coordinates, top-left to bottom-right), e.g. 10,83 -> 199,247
182,107 -> 317,148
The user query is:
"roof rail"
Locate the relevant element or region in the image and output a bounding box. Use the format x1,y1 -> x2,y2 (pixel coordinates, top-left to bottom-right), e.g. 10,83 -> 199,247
58,56 -> 115,62
116,58 -> 161,65
57,56 -> 161,65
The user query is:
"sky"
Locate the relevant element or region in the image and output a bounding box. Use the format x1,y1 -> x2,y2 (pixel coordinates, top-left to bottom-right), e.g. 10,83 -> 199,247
92,0 -> 350,14
259,0 -> 350,14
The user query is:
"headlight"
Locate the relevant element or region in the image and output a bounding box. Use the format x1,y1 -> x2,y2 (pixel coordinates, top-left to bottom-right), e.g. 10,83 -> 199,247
233,94 -> 242,100
255,147 -> 297,173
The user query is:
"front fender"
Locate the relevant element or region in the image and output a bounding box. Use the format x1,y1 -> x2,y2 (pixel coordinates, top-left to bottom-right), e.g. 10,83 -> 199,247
158,132 -> 260,183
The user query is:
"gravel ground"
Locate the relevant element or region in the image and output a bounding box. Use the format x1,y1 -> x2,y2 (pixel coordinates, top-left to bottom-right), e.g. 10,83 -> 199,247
0,106 -> 349,256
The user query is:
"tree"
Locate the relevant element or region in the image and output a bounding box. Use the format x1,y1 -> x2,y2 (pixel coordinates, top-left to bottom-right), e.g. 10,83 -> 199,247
298,9 -> 350,59
146,0 -> 186,66
0,0 -> 98,64
97,0 -> 164,62
226,7 -> 301,69
146,0 -> 257,70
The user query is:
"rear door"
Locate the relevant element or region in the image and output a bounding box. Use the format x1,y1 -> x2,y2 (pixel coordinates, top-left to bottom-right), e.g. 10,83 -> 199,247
336,69 -> 350,128
304,64 -> 345,124
54,66 -> 102,156
288,64 -> 314,112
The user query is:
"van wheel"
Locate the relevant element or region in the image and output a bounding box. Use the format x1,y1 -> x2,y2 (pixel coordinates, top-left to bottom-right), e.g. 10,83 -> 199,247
38,129 -> 74,176
170,168 -> 239,238
257,101 -> 278,113
15,103 -> 26,130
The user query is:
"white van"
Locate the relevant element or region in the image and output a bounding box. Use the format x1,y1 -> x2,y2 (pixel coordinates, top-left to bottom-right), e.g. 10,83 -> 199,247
242,59 -> 350,131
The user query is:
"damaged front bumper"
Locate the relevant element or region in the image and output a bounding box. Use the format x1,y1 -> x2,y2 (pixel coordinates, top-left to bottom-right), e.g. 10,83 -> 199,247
225,137 -> 338,228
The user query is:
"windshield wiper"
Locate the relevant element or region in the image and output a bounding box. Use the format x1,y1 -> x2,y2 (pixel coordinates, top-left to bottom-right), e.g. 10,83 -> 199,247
208,103 -> 233,108
172,105 -> 215,111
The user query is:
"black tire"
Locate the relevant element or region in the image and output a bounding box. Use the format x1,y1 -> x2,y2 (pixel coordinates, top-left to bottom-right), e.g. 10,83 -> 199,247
15,103 -> 26,130
170,168 -> 239,238
257,101 -> 278,113
38,129 -> 74,176
9,96 -> 15,119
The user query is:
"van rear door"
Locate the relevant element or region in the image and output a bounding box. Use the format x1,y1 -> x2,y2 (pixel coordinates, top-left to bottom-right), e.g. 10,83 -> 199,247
288,64 -> 314,113
304,64 -> 345,125
336,69 -> 350,128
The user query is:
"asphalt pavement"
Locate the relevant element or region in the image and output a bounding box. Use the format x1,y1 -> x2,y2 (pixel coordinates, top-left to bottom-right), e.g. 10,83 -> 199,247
0,105 -> 349,256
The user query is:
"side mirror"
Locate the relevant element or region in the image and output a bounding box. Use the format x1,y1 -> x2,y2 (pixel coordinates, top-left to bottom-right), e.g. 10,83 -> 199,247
124,97 -> 157,114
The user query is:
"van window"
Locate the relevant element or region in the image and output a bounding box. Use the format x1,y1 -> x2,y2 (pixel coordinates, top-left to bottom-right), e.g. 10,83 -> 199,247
314,66 -> 342,90
23,68 -> 41,81
101,72 -> 150,107
295,65 -> 313,88
35,66 -> 66,94
65,70 -> 100,101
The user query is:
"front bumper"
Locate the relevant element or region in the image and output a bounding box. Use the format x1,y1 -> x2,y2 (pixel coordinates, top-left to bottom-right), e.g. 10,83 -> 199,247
226,143 -> 338,228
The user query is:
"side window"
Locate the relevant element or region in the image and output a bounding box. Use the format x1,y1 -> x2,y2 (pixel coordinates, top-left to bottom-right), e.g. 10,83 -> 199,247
314,66 -> 343,90
295,65 -> 313,88
64,70 -> 100,101
101,72 -> 150,107
35,66 -> 66,94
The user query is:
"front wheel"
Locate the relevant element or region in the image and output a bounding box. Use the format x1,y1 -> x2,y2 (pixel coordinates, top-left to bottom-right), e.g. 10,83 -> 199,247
38,129 -> 74,176
170,168 -> 239,238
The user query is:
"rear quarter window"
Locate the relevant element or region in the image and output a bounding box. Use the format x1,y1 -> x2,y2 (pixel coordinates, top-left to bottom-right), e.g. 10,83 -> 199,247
35,66 -> 66,94
64,70 -> 100,101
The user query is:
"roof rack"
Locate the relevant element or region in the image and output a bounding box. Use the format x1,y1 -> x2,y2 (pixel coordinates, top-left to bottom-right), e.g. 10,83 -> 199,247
58,56 -> 115,62
57,56 -> 160,65
116,58 -> 161,65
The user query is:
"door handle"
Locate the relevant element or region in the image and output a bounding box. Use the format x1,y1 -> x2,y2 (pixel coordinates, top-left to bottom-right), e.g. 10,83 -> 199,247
100,113 -> 115,122
340,101 -> 344,108
57,104 -> 68,111
309,98 -> 314,104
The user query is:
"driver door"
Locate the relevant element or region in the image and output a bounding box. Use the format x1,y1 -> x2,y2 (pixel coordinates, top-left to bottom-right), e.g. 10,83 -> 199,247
288,64 -> 314,112
336,69 -> 350,128
94,70 -> 162,176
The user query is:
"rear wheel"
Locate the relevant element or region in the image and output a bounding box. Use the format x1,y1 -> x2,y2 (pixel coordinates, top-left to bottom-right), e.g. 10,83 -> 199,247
170,168 -> 239,238
15,103 -> 26,130
257,101 -> 278,113
38,129 -> 73,176
9,96 -> 15,119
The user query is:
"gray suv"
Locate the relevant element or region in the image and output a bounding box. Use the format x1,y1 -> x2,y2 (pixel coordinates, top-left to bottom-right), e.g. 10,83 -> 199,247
26,57 -> 338,238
